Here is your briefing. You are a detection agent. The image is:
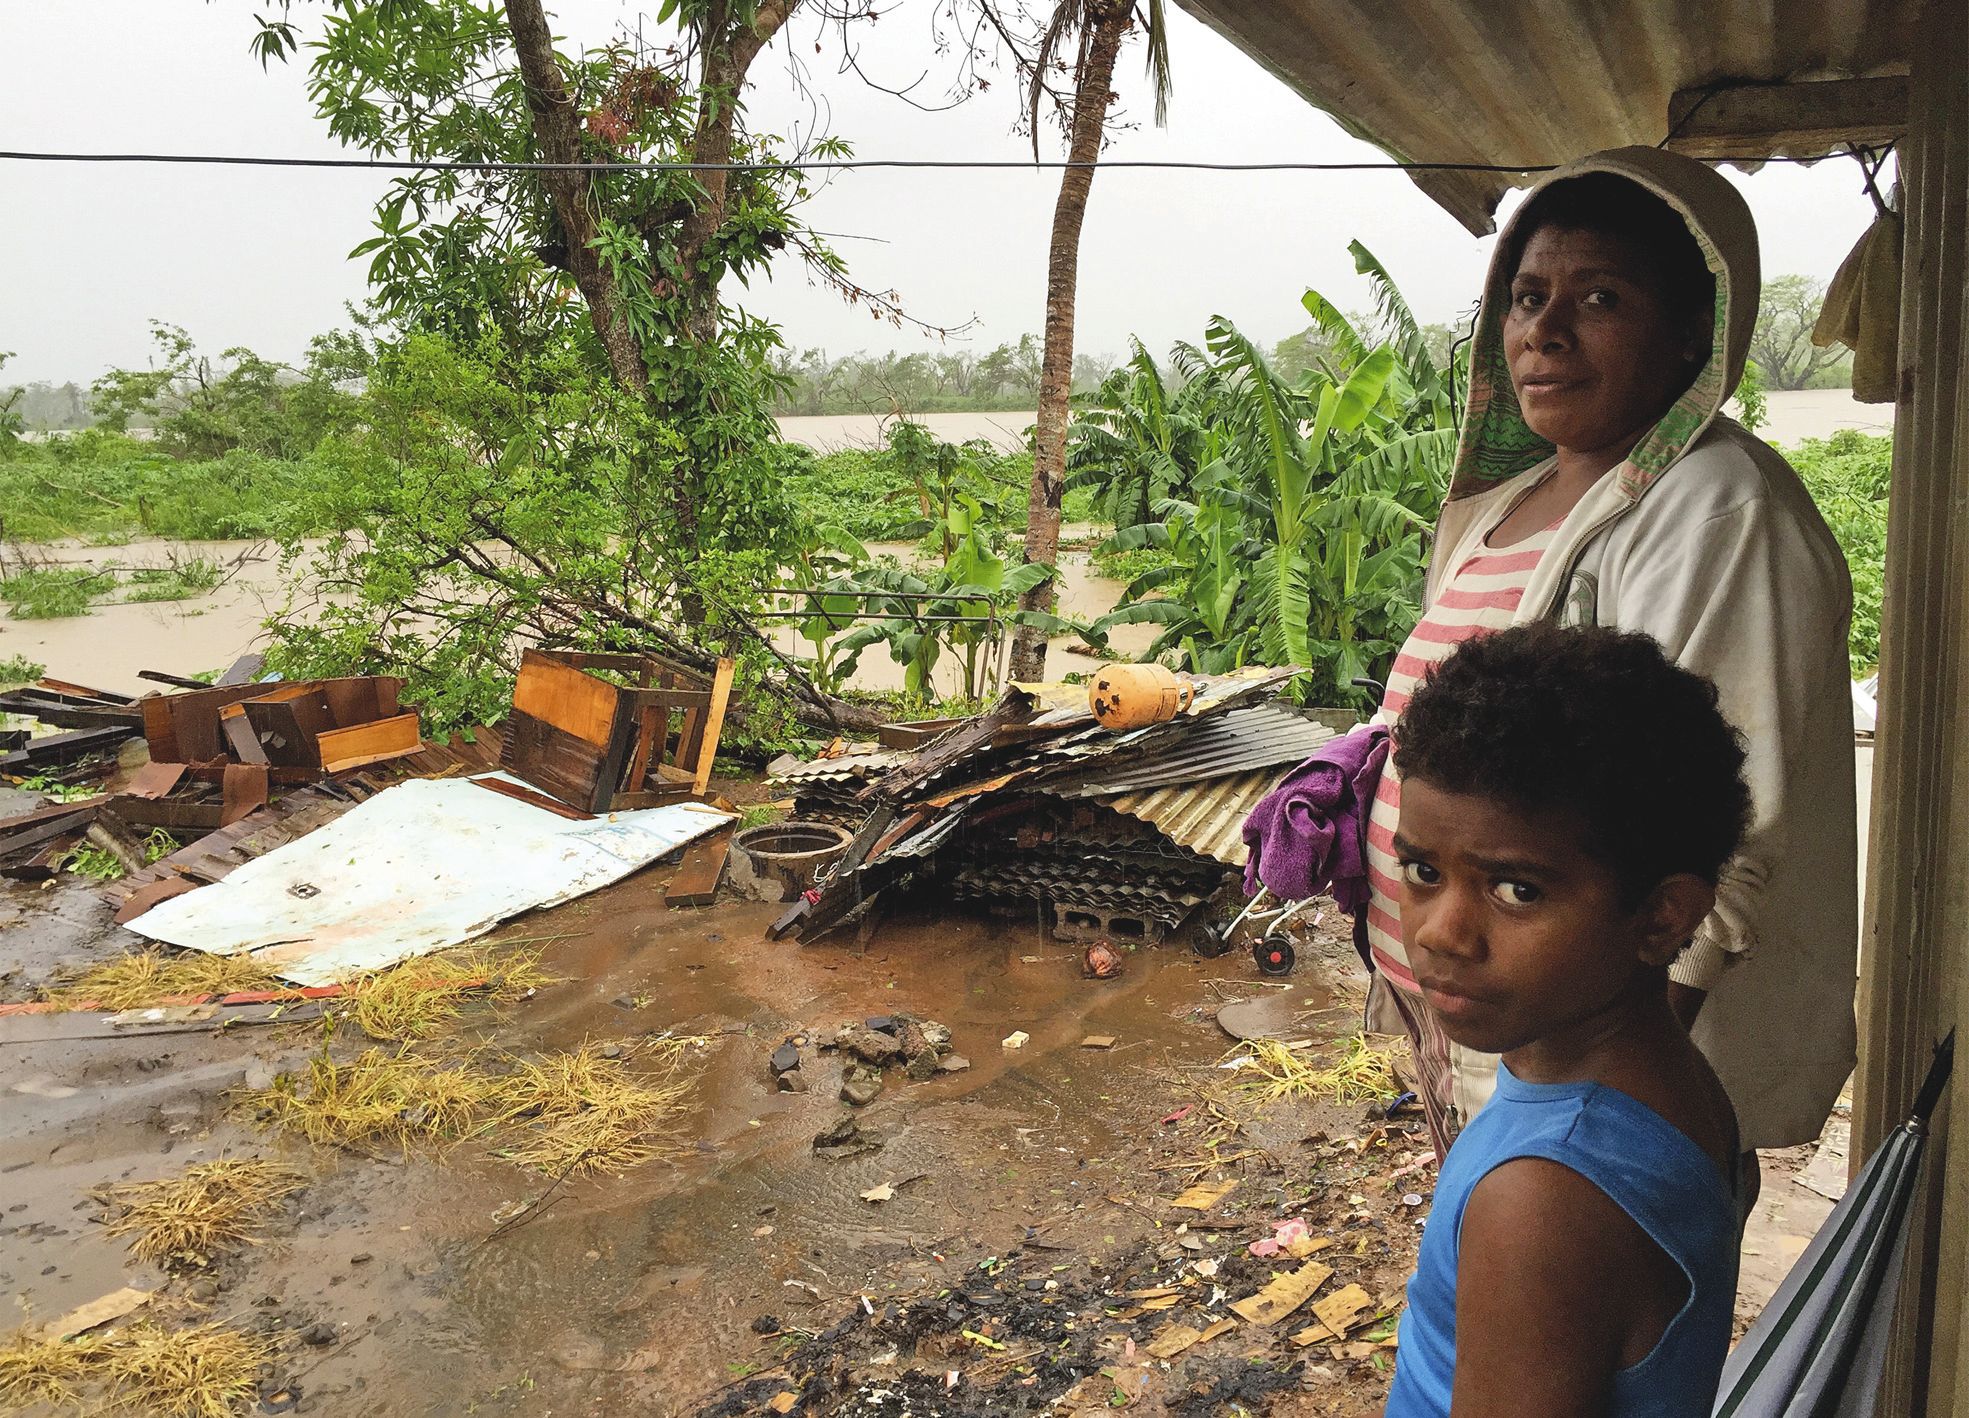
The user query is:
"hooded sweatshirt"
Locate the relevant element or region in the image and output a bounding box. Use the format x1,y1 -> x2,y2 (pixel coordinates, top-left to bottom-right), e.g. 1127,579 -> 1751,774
1410,147 -> 1859,1152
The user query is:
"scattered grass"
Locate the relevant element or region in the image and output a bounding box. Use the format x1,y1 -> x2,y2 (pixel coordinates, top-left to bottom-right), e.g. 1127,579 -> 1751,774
43,949 -> 284,1011
0,566 -> 112,619
0,654 -> 44,687
0,1328 -> 110,1408
248,1046 -> 500,1151
0,1321 -> 267,1418
248,1035 -> 708,1178
335,945 -> 558,1043
101,1322 -> 271,1418
486,1039 -> 703,1178
96,1159 -> 307,1270
1233,1033 -> 1399,1107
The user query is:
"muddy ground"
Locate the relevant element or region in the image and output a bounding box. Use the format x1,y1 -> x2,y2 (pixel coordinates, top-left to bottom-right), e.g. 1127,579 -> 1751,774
3,859 -> 1439,1418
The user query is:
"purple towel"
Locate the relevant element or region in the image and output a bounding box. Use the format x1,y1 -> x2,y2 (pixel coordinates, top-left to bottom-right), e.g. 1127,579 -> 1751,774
1241,724 -> 1389,911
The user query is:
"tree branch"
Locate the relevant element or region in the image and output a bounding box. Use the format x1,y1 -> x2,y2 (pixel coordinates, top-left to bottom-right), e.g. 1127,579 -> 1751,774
502,0 -> 650,392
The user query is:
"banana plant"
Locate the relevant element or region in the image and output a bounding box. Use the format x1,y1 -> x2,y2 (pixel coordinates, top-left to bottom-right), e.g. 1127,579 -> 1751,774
835,494 -> 1058,701
1076,244 -> 1460,704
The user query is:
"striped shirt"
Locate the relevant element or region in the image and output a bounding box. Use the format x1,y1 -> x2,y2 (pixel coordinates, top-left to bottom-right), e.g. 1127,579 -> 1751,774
1365,516 -> 1566,985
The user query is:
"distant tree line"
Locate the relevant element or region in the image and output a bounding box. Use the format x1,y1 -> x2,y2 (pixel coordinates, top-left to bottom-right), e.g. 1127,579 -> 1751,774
770,335 -> 1123,416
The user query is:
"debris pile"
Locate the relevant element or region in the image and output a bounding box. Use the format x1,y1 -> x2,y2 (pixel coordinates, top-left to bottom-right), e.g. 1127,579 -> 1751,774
768,671 -> 1340,947
799,1012 -> 961,1107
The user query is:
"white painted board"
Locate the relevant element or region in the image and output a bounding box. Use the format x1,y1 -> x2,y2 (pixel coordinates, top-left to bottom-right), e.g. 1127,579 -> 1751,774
125,776 -> 732,985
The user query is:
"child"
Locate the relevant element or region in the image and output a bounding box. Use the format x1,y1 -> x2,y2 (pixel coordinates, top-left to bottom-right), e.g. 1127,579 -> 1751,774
1382,623 -> 1748,1418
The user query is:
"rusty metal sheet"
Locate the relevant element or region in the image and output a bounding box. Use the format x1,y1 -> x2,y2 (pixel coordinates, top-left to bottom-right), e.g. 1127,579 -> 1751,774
1096,769 -> 1289,867
1175,0 -> 1917,232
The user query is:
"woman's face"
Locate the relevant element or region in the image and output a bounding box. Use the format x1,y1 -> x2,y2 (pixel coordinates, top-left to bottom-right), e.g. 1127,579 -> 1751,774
1503,225 -> 1710,461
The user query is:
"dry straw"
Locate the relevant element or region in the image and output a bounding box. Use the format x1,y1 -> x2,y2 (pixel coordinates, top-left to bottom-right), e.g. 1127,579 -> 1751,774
0,1321 -> 267,1418
1233,1033 -> 1399,1106
97,1159 -> 307,1269
486,1038 -> 703,1177
44,950 -> 282,1011
248,1047 -> 500,1150
337,945 -> 557,1042
245,1035 -> 708,1176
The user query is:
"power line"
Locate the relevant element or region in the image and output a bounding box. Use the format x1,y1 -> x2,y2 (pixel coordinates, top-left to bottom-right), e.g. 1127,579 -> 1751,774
0,149 -> 1564,174
0,148 -> 1849,176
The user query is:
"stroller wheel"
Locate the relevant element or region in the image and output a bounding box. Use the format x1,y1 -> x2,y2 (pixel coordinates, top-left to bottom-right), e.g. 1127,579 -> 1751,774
1194,925 -> 1235,958
1255,939 -> 1295,976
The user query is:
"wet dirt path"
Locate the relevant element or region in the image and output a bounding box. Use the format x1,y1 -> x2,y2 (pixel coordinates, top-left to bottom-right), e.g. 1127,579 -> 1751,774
1,872 -> 1374,1417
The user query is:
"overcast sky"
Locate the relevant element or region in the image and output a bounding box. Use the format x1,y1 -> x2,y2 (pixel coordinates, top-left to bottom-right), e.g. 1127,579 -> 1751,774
0,1 -> 1884,385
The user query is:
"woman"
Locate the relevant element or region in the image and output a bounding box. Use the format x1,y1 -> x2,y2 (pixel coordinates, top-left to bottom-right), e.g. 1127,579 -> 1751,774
1363,147 -> 1859,1188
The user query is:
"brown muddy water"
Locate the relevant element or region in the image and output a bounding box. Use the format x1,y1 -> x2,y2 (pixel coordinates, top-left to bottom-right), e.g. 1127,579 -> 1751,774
1,863 -> 1394,1417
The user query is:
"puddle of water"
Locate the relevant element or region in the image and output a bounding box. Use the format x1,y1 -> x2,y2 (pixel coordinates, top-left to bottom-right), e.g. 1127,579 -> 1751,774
0,864 -> 1348,1415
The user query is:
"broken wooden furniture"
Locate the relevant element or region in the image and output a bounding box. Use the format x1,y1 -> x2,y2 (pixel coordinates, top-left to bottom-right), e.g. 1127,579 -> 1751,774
143,677 -> 421,780
500,649 -> 735,812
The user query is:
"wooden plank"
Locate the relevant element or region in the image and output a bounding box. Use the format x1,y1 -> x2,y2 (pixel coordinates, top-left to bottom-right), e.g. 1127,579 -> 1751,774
666,826 -> 732,907
500,708 -> 608,809
1666,76 -> 1907,159
0,801 -> 102,858
877,718 -> 964,750
0,693 -> 142,731
624,704 -> 662,795
214,653 -> 266,686
139,669 -> 214,691
469,775 -> 594,821
220,704 -> 271,765
34,678 -> 133,704
511,650 -> 620,748
588,686 -> 645,811
692,657 -> 736,796
85,813 -> 149,877
108,796 -> 225,833
318,712 -> 421,773
0,726 -> 133,772
609,784 -> 698,810
142,683 -> 264,763
3,830 -> 84,881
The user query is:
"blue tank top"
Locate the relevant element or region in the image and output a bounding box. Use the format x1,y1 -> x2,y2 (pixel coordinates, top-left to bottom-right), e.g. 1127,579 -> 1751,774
1384,1064 -> 1738,1418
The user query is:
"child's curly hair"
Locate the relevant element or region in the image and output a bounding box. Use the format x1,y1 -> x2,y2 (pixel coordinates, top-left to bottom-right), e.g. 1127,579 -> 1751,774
1393,623 -> 1752,907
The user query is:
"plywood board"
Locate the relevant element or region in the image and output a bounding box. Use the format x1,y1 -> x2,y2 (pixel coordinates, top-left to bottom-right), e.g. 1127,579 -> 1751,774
501,709 -> 608,809
512,652 -> 619,748
318,712 -> 422,773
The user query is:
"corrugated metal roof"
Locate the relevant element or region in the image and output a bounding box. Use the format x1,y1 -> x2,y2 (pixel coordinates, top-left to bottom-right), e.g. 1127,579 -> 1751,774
1175,0 -> 1917,232
1098,768 -> 1286,867
1047,705 -> 1335,797
767,751 -> 908,785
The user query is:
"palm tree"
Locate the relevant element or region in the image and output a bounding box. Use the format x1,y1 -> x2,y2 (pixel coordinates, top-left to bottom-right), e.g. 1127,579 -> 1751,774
1005,0 -> 1172,683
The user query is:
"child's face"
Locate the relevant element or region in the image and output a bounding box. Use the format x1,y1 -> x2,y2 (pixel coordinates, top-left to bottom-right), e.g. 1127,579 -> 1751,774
1393,776 -> 1676,1056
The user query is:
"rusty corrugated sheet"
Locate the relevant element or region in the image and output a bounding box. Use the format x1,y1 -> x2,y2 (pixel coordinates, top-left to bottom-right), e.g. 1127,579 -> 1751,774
1175,0 -> 1917,232
1097,768 -> 1285,866
766,751 -> 907,785
1048,705 -> 1334,797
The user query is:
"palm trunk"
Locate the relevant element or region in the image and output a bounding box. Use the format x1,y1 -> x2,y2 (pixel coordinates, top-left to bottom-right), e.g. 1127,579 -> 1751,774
1007,1 -> 1129,684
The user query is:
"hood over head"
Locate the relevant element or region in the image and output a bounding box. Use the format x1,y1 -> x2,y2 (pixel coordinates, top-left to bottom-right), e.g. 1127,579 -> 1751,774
1445,146 -> 1761,503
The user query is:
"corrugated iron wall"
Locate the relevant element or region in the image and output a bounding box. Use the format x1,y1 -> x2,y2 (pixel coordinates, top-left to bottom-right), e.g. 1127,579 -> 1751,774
1852,0 -> 1968,1409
